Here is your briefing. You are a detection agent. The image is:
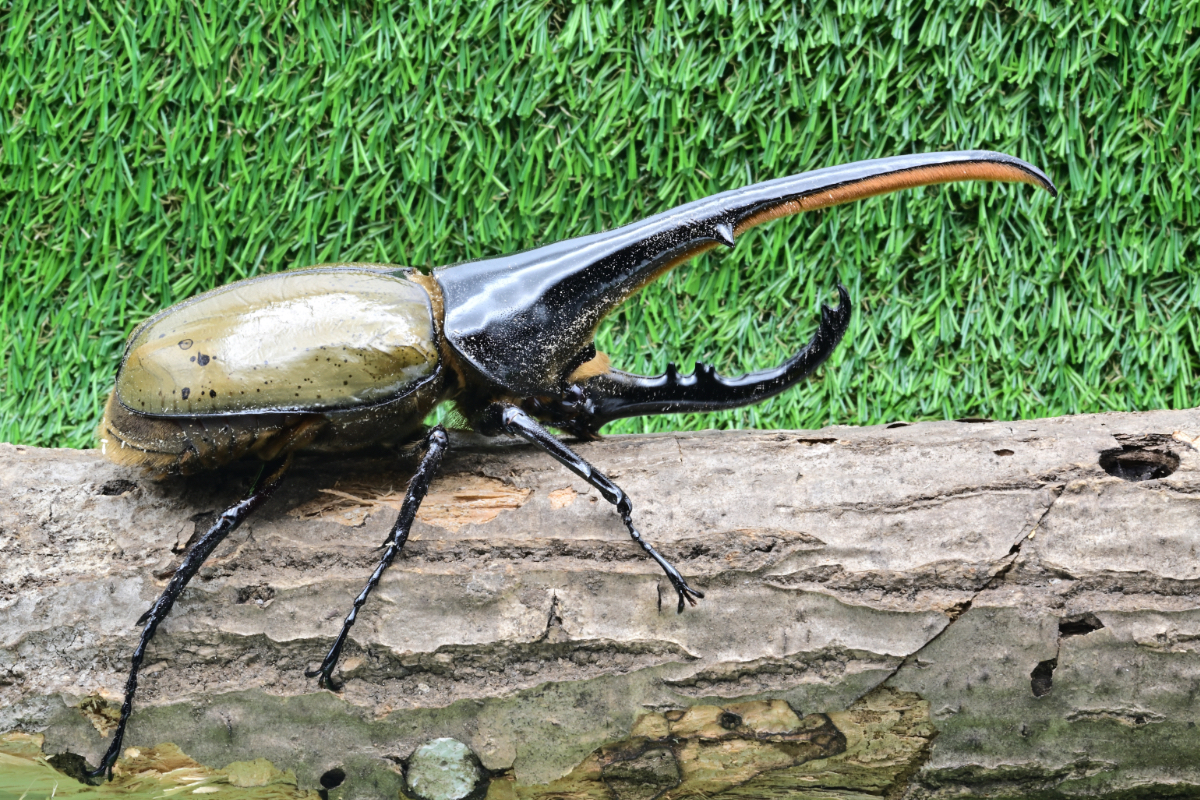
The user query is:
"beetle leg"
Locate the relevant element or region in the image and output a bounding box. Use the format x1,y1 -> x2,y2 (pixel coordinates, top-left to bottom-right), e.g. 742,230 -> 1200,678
485,403 -> 703,613
306,425 -> 449,690
87,455 -> 292,780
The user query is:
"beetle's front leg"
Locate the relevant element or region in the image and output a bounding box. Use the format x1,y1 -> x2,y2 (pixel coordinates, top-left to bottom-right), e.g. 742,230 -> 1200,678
484,403 -> 703,613
306,425 -> 449,689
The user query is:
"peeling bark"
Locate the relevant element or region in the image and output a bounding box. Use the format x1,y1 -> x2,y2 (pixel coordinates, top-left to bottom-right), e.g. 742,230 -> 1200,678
2,409 -> 1199,798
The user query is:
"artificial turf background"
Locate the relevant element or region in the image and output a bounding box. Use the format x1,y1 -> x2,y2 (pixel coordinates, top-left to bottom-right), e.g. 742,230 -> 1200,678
2,0 -> 1198,449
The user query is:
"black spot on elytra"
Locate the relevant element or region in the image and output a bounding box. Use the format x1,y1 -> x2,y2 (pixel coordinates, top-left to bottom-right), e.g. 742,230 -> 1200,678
190,356 -> 196,362
209,389 -> 216,398
197,353 -> 210,366
181,387 -> 191,400
178,339 -> 193,350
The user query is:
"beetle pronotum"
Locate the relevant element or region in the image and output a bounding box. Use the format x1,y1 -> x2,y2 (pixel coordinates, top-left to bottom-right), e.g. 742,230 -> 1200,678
91,151 -> 1055,778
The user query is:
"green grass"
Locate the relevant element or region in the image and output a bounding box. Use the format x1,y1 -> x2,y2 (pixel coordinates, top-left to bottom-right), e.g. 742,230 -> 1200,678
2,0 -> 1198,449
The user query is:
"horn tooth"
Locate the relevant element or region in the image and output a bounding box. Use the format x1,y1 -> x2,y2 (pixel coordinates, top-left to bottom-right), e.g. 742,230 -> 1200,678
712,221 -> 736,248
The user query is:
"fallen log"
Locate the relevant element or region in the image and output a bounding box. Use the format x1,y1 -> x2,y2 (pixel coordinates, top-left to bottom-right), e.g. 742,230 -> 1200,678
2,409 -> 1199,799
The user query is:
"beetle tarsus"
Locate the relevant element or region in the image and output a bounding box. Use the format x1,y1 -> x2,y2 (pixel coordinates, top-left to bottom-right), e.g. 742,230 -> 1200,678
622,512 -> 704,613
86,456 -> 291,780
306,426 -> 449,690
487,403 -> 703,610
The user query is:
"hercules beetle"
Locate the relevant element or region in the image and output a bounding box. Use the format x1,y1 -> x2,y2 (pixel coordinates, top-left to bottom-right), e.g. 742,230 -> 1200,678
90,150 -> 1055,777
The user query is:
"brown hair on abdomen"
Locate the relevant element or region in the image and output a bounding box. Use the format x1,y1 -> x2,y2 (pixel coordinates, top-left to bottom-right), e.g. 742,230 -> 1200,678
98,392 -> 303,477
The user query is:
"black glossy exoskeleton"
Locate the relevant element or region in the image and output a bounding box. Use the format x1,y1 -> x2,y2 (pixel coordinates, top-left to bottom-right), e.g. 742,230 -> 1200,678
91,151 -> 1055,777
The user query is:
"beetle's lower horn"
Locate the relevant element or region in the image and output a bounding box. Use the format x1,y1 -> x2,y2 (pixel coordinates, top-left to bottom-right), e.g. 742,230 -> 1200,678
581,285 -> 852,426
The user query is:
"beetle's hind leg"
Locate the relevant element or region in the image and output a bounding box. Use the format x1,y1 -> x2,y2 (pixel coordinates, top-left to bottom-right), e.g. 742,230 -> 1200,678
484,404 -> 703,613
306,425 -> 449,689
87,456 -> 292,780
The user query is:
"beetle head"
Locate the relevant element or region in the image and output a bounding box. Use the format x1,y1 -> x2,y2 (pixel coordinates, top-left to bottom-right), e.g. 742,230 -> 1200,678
433,151 -> 1055,426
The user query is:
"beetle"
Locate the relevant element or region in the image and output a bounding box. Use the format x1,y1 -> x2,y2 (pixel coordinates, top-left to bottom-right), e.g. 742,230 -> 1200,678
88,150 -> 1055,778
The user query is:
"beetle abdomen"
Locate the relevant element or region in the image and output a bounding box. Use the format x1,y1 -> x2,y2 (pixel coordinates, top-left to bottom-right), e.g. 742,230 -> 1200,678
116,266 -> 438,416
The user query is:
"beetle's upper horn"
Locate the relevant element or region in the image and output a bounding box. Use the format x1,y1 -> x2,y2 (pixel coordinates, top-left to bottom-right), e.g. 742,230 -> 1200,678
433,151 -> 1055,396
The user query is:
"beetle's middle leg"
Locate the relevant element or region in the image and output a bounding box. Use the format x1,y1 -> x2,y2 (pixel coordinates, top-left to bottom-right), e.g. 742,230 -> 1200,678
306,424 -> 449,689
484,403 -> 703,613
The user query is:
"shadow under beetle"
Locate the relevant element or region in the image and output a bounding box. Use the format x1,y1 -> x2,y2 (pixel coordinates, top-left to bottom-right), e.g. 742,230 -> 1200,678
90,151 -> 1055,778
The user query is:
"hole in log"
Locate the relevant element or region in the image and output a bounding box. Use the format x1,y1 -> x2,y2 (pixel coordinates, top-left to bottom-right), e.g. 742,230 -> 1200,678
320,767 -> 347,789
1031,658 -> 1057,697
955,417 -> 993,423
718,711 -> 742,730
236,584 -> 276,605
885,422 -> 910,429
993,449 -> 1014,456
98,478 -> 136,496
47,751 -> 98,783
1059,613 -> 1104,638
1099,446 -> 1179,482
602,746 -> 681,798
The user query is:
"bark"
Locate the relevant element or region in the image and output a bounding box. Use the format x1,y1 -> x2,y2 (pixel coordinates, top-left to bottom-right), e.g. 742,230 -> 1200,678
2,409 -> 1199,799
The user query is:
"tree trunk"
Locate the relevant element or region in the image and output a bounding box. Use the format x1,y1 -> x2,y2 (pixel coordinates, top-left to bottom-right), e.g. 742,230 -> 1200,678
2,409 -> 1199,799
